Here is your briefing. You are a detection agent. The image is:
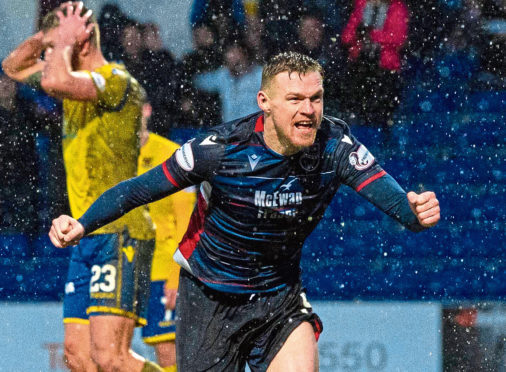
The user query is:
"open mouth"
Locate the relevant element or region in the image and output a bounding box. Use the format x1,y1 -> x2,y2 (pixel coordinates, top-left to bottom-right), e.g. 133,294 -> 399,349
294,121 -> 314,129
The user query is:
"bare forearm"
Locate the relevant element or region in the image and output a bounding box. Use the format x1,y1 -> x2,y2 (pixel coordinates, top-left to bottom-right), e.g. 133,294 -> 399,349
41,45 -> 74,92
2,32 -> 45,82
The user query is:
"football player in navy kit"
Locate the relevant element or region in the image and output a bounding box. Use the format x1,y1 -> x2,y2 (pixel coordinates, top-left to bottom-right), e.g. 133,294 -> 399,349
49,52 -> 440,371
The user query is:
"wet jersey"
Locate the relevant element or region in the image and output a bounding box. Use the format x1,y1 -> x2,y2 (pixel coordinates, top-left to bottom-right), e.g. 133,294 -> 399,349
162,112 -> 421,293
79,112 -> 423,294
63,63 -> 154,239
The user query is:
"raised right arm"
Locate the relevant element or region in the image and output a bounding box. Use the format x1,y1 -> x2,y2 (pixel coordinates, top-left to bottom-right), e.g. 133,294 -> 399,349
49,132 -> 226,247
49,165 -> 179,248
78,165 -> 180,234
2,32 -> 45,84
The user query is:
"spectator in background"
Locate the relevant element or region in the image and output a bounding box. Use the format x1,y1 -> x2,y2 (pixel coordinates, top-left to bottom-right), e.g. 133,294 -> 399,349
294,12 -> 328,61
190,0 -> 246,48
176,25 -> 222,127
0,73 -> 38,235
140,23 -> 180,136
120,20 -> 145,80
98,3 -> 129,61
194,38 -> 262,122
405,0 -> 446,59
245,15 -> 266,64
259,0 -> 304,55
341,0 -> 409,128
292,11 -> 346,109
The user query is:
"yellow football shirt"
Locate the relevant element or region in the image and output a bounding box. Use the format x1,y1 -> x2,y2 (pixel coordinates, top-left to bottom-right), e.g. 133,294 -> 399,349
138,133 -> 196,284
62,63 -> 154,240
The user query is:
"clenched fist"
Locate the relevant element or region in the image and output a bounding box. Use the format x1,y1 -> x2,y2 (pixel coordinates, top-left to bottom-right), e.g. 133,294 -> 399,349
407,191 -> 440,228
49,214 -> 85,248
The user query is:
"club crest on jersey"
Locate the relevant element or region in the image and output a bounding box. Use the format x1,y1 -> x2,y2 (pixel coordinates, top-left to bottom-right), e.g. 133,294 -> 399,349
176,139 -> 195,171
349,145 -> 375,170
299,144 -> 320,172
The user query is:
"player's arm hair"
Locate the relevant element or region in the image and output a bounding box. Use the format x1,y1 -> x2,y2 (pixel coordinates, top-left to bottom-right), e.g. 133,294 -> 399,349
2,32 -> 46,84
78,165 -> 184,235
40,45 -> 98,101
357,173 -> 425,232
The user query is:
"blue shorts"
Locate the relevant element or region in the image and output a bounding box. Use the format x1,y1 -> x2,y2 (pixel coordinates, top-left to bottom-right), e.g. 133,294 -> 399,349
142,280 -> 177,344
63,232 -> 154,326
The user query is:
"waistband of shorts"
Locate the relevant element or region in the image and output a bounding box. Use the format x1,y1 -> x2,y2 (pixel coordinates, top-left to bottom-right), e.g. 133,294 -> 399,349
182,269 -> 301,305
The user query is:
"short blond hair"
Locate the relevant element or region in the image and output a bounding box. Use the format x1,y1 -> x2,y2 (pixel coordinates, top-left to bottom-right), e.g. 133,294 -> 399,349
261,52 -> 323,90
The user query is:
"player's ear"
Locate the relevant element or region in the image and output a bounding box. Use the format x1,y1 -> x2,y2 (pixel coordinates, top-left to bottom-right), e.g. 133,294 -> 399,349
79,39 -> 91,57
257,90 -> 271,113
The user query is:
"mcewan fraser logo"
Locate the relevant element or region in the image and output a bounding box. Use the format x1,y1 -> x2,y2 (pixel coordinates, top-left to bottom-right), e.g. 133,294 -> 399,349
254,190 -> 302,208
254,178 -> 303,219
176,139 -> 195,171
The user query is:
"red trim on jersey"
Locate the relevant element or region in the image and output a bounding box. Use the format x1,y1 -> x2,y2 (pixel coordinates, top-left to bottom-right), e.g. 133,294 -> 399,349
179,193 -> 208,259
229,201 -> 248,208
162,162 -> 180,188
356,170 -> 387,192
314,318 -> 322,341
254,115 -> 264,132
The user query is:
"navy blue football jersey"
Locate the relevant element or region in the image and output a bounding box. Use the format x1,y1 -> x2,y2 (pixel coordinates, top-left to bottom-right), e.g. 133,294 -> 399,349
79,112 -> 422,294
162,112 -> 416,293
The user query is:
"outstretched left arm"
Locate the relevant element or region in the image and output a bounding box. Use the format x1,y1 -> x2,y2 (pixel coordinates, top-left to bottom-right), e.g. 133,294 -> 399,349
356,172 -> 440,232
336,128 -> 440,232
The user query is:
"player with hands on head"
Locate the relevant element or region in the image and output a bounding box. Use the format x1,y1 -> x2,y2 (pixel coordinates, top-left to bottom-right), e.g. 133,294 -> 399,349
4,2 -> 163,371
49,52 -> 440,371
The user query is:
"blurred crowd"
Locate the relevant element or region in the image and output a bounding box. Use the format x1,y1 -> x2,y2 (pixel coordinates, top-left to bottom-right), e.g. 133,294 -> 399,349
1,0 -> 505,234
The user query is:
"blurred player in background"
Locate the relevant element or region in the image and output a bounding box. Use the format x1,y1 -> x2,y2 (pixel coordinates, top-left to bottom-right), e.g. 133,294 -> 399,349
2,2 -> 162,371
49,52 -> 440,371
138,101 -> 196,371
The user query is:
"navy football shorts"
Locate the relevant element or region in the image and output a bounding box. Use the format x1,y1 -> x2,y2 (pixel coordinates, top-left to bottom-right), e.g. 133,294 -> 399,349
176,270 -> 323,371
142,280 -> 177,344
63,232 -> 154,326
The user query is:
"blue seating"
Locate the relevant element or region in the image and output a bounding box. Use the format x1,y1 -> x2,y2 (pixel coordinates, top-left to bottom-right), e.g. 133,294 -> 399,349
31,235 -> 71,258
0,234 -> 31,258
467,91 -> 506,113
23,258 -> 68,300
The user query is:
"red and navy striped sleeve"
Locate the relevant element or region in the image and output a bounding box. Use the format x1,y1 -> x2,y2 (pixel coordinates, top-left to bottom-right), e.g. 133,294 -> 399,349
336,132 -> 424,232
78,132 -> 225,235
162,133 -> 226,189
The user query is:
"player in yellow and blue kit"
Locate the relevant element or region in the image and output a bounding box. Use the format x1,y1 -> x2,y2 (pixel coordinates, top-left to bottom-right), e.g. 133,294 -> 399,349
2,3 -> 162,371
138,102 -> 196,371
